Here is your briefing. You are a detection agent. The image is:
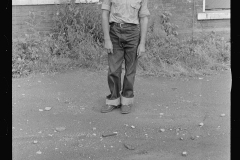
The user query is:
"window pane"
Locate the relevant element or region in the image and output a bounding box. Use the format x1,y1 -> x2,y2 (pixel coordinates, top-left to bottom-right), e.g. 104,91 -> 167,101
206,0 -> 230,10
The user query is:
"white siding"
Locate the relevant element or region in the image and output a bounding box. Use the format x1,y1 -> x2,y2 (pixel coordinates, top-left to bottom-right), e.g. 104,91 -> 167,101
12,0 -> 99,5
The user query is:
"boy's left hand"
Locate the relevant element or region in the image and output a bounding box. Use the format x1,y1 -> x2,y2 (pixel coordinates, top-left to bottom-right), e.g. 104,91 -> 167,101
137,43 -> 146,58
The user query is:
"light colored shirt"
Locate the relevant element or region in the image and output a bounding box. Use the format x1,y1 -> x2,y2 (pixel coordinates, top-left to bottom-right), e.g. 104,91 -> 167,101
101,0 -> 150,24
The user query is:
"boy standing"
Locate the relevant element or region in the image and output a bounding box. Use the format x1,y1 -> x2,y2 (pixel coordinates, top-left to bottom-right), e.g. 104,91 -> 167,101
101,0 -> 150,114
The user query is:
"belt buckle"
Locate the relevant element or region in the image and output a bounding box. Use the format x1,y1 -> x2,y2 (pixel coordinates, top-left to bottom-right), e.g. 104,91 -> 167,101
119,23 -> 124,28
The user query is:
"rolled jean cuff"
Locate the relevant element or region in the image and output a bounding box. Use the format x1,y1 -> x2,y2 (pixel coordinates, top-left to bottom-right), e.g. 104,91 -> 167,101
106,97 -> 120,106
121,95 -> 134,105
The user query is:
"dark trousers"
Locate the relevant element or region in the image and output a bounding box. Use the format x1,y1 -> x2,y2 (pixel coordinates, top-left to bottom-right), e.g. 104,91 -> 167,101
106,23 -> 140,105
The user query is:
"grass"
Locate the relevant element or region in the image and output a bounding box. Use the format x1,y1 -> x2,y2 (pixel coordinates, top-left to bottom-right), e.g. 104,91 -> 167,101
12,0 -> 230,78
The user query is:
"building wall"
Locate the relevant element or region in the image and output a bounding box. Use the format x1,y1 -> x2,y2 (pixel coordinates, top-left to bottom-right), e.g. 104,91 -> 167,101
12,0 -> 230,39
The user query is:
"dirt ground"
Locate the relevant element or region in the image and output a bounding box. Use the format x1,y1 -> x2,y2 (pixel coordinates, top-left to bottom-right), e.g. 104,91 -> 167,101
12,69 -> 231,160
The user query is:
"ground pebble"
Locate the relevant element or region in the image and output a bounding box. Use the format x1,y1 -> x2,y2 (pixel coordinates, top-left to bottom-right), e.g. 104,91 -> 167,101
36,150 -> 42,154
159,113 -> 164,116
190,136 -> 195,140
199,122 -> 204,127
182,151 -> 188,156
179,137 -> 184,140
44,107 -> 52,111
123,143 -> 135,150
220,114 -> 226,117
131,125 -> 136,129
39,109 -> 44,112
159,128 -> 165,132
33,140 -> 38,144
55,127 -> 66,132
102,132 -> 118,137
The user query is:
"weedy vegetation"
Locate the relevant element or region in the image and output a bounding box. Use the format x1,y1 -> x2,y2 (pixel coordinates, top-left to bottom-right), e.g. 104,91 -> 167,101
12,0 -> 230,78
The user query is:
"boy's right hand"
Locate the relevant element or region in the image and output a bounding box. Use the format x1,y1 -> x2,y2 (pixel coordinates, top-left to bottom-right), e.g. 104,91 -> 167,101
104,39 -> 113,54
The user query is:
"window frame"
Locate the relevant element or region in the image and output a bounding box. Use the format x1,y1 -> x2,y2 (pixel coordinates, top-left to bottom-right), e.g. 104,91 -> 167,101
197,0 -> 230,20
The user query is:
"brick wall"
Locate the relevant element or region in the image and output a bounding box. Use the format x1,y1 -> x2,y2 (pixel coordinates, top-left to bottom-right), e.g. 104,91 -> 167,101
12,0 -> 230,39
148,0 -> 230,39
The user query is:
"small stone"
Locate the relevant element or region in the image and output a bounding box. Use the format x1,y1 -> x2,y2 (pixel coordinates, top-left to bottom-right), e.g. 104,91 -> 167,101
36,150 -> 42,154
196,135 -> 200,138
39,109 -> 44,112
182,151 -> 188,156
179,137 -> 184,140
44,107 -> 52,111
17,85 -> 21,88
131,125 -> 136,129
55,127 -> 66,132
220,114 -> 226,117
102,132 -> 118,137
159,113 -> 164,116
199,122 -> 204,127
123,143 -> 135,150
190,136 -> 195,140
159,128 -> 165,132
199,77 -> 203,80
33,140 -> 38,144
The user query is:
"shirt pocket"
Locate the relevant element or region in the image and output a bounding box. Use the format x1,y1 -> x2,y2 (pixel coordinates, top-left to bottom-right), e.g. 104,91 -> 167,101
130,2 -> 141,10
130,2 -> 141,17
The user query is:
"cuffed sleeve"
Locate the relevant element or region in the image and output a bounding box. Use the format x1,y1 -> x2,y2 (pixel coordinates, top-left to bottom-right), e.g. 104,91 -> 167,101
101,0 -> 111,11
139,0 -> 150,17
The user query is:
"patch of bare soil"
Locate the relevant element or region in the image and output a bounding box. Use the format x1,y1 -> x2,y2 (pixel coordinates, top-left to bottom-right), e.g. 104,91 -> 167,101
12,69 -> 231,160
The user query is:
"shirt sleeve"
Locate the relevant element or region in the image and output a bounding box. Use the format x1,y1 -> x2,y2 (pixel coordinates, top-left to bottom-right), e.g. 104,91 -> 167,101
101,0 -> 111,11
139,0 -> 150,17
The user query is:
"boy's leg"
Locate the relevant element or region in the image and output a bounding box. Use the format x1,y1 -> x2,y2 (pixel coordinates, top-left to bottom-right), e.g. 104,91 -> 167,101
121,26 -> 140,107
105,25 -> 124,106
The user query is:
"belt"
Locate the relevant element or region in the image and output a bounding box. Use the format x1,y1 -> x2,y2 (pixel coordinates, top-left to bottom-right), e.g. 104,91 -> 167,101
110,22 -> 137,28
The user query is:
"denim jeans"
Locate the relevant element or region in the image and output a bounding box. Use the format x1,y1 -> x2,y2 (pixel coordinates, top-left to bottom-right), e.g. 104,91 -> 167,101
106,23 -> 140,106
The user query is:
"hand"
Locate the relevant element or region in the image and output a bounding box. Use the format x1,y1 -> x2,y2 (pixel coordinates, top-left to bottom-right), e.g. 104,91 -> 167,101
137,43 -> 146,58
104,39 -> 113,54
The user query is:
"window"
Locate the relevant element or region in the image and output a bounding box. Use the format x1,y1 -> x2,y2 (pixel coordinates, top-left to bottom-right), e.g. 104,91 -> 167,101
198,0 -> 230,20
12,0 -> 99,5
